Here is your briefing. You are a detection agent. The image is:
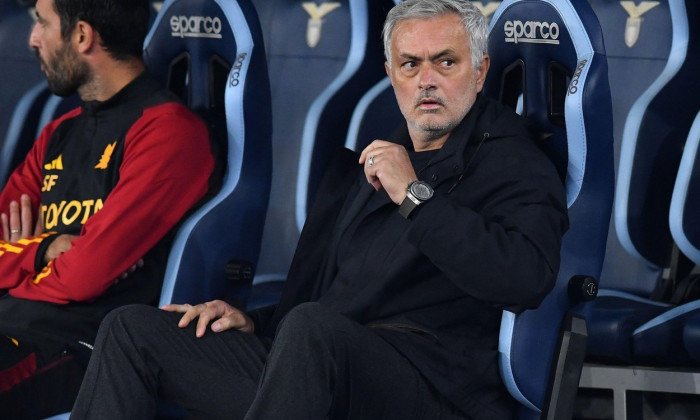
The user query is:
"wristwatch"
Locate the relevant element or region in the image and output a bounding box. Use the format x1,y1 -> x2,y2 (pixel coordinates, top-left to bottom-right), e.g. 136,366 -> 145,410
398,180 -> 433,219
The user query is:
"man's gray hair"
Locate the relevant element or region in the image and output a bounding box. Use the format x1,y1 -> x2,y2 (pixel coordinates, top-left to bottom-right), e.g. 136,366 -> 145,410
383,0 -> 489,70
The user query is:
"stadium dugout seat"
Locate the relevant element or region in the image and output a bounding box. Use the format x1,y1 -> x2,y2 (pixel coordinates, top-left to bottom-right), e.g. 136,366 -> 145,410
583,0 -> 700,367
577,1 -> 700,418
246,0 -> 395,308
580,112 -> 700,417
617,108 -> 700,367
0,0 -> 44,187
142,0 -> 272,307
628,106 -> 700,368
482,0 -> 614,418
590,0 -> 679,314
650,83 -> 700,367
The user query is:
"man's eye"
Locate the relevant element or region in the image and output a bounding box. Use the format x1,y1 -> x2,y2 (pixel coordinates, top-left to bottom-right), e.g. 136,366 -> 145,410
441,59 -> 455,67
401,61 -> 416,69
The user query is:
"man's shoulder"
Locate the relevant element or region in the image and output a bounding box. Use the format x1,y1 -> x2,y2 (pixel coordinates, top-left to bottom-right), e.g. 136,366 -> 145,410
475,97 -> 562,180
38,106 -> 83,143
477,96 -> 529,135
139,95 -> 206,132
134,78 -> 202,125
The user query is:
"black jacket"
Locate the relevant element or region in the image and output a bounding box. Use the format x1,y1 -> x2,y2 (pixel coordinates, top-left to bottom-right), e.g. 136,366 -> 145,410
250,95 -> 568,418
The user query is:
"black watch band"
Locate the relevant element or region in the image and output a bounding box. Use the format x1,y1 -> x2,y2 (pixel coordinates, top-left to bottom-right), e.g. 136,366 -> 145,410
398,180 -> 433,219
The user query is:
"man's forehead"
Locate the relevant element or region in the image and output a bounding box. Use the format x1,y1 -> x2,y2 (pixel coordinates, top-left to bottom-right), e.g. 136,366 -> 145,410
35,0 -> 56,19
391,14 -> 469,53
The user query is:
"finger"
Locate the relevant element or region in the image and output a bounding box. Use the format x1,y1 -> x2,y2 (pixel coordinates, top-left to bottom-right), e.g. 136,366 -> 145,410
161,303 -> 191,313
1,213 -> 8,242
359,146 -> 371,164
195,304 -> 214,338
20,194 -> 32,238
211,313 -> 241,333
34,205 -> 44,236
360,139 -> 395,163
362,154 -> 383,191
137,258 -> 144,268
9,201 -> 20,241
359,141 -> 380,164
178,305 -> 202,329
213,309 -> 254,333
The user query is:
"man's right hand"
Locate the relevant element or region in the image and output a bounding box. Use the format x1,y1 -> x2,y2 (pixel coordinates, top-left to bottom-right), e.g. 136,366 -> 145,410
162,299 -> 254,337
1,194 -> 43,242
44,234 -> 78,264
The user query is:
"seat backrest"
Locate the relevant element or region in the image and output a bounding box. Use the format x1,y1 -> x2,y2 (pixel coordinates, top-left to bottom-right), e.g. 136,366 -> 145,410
344,77 -> 402,153
671,109 -> 700,266
143,0 -> 272,305
0,82 -> 51,188
249,0 -> 394,292
590,0 -> 700,295
483,0 -> 614,415
0,83 -> 80,188
0,1 -> 45,187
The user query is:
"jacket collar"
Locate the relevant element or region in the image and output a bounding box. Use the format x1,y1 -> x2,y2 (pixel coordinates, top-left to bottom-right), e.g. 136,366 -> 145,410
388,94 -> 489,186
81,71 -> 159,116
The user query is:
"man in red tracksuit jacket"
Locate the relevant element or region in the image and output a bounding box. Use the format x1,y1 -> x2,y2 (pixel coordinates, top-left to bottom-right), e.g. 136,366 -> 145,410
0,0 -> 214,417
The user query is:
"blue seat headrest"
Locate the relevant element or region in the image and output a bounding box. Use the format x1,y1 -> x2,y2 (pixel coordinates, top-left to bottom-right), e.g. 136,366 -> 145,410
486,0 -> 611,207
144,0 -> 244,116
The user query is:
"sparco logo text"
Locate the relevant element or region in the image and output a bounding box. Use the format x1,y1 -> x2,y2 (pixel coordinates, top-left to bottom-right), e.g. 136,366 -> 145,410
504,20 -> 560,45
229,53 -> 248,87
170,15 -> 223,39
568,59 -> 588,95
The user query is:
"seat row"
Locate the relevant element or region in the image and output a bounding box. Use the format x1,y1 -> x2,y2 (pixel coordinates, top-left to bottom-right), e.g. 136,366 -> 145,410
579,0 -> 700,418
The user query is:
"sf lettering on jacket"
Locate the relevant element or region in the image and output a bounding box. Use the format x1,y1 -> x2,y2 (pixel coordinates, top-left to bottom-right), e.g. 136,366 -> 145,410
0,73 -> 214,304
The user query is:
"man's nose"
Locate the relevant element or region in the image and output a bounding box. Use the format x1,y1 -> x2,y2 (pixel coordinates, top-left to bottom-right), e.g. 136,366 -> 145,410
418,64 -> 437,90
28,22 -> 40,49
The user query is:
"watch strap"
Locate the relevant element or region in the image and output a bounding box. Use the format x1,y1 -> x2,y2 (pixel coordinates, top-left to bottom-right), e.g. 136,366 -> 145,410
399,190 -> 420,218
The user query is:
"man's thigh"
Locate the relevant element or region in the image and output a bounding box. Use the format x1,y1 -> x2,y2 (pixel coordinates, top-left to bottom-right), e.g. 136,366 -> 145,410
110,305 -> 272,419
268,303 -> 465,420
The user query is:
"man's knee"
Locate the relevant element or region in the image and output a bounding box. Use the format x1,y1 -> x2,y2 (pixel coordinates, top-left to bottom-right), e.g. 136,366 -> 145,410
99,304 -> 164,341
278,302 -> 330,330
275,302 -> 355,347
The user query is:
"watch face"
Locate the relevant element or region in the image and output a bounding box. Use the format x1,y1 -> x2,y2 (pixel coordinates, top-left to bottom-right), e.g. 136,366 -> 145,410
410,181 -> 433,201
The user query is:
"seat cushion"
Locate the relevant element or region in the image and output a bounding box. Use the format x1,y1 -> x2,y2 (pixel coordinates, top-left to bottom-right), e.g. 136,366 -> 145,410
587,292 -> 670,364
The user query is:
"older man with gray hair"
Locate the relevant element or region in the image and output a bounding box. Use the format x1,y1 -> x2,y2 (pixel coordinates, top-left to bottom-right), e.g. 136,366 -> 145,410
70,1 -> 567,418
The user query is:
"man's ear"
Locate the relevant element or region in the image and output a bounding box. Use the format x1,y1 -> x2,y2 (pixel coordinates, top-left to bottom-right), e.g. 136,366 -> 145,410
384,61 -> 392,84
73,21 -> 95,54
476,54 -> 490,92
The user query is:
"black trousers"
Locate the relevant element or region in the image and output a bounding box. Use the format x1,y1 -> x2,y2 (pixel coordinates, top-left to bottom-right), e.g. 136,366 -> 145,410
0,296 -> 91,420
0,337 -> 84,420
70,302 -> 468,419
